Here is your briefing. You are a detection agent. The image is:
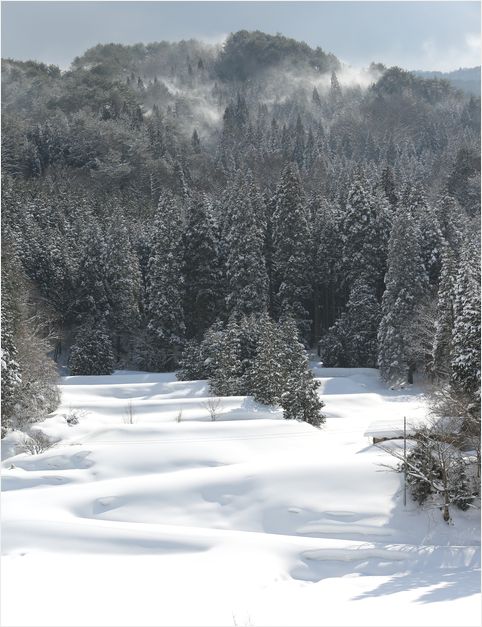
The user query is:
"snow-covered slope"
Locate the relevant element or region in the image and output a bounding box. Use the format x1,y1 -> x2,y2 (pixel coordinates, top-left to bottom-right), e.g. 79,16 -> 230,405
1,367 -> 480,626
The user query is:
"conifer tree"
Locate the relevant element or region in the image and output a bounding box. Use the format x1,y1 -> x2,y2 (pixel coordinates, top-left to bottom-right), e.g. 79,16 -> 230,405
210,318 -> 243,396
225,186 -> 268,317
342,176 -> 390,295
279,317 -> 325,427
183,195 -> 222,339
145,192 -> 185,371
69,321 -> 115,376
432,248 -> 457,380
451,245 -> 481,397
74,221 -> 111,327
250,316 -> 285,406
378,209 -> 429,384
320,279 -> 381,368
272,164 -> 312,337
105,216 -> 141,355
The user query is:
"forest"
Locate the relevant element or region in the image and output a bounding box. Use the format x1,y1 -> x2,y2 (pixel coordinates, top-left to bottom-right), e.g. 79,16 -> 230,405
1,30 -> 480,439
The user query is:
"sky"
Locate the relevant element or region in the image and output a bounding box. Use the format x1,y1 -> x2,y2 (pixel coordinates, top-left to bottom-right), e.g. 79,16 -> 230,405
1,1 -> 480,72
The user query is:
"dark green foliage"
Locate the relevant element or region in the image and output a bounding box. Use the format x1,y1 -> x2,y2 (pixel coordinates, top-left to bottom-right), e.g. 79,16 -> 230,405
209,318 -> 243,396
320,280 -> 381,368
68,323 -> 115,376
225,184 -> 268,317
183,195 -> 222,339
378,209 -> 429,384
451,245 -> 481,397
272,164 -> 312,337
144,193 -> 185,371
215,30 -> 339,81
278,318 -> 325,427
0,31 -> 479,439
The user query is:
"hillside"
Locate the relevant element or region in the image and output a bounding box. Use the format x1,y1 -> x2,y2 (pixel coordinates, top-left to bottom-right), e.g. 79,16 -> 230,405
413,67 -> 481,96
2,366 -> 480,626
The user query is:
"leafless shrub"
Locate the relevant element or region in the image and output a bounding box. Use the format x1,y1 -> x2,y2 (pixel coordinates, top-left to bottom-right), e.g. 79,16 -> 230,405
176,409 -> 183,423
123,400 -> 135,424
203,397 -> 221,421
21,431 -> 56,455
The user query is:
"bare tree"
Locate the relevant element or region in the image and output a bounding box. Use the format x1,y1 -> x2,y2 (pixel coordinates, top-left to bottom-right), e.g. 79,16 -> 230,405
123,400 -> 135,424
202,397 -> 221,421
376,417 -> 476,522
428,384 -> 481,478
21,431 -> 56,455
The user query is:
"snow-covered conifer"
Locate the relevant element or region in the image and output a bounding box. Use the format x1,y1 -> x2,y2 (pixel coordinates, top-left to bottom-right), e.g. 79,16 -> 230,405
272,164 -> 312,337
145,192 -> 185,370
183,195 -> 223,339
378,209 -> 429,384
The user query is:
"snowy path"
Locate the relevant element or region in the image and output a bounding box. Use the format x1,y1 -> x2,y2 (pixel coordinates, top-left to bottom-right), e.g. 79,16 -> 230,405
1,367 -> 480,626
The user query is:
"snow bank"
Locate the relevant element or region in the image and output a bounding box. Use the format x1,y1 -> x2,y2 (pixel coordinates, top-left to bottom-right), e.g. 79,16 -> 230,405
2,368 -> 480,626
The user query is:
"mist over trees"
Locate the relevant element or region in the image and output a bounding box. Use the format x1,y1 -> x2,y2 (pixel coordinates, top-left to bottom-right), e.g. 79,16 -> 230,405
1,30 -> 480,435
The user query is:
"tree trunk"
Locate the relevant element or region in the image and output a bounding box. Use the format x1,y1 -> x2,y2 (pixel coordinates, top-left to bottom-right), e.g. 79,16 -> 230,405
443,490 -> 450,522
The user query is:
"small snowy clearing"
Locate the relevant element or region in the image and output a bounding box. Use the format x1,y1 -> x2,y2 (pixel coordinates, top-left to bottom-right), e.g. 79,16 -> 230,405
1,366 -> 480,626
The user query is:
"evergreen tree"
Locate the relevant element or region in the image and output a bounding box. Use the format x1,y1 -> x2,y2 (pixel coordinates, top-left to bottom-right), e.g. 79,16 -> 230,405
1,238 -> 59,433
451,245 -> 481,397
250,316 -> 285,405
104,216 -> 141,355
183,195 -> 222,339
342,176 -> 390,296
279,317 -> 325,427
69,322 -> 115,375
378,209 -> 429,384
225,185 -> 268,317
145,193 -> 185,371
210,318 -> 243,396
320,279 -> 381,368
74,221 -> 111,327
432,248 -> 457,380
272,164 -> 312,337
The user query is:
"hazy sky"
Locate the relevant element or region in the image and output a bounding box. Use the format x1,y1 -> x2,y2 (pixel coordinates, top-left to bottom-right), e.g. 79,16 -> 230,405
2,1 -> 480,72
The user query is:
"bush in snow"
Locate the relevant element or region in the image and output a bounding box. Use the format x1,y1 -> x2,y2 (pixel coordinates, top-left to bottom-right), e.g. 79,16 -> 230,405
68,323 -> 115,376
21,430 -> 56,455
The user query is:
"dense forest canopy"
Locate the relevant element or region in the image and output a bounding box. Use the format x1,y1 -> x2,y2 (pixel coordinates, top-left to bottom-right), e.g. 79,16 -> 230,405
1,30 -> 480,435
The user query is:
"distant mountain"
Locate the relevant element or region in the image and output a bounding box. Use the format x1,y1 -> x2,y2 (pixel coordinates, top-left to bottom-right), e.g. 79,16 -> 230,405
413,67 -> 480,96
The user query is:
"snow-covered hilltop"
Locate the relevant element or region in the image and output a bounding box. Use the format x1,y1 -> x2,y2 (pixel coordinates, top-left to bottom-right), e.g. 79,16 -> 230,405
2,367 -> 479,626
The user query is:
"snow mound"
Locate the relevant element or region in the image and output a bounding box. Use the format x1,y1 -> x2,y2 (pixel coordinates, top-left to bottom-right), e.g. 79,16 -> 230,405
2,368 -> 480,626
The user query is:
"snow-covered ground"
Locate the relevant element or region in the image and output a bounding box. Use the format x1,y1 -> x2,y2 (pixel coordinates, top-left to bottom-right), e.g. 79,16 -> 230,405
1,366 -> 480,626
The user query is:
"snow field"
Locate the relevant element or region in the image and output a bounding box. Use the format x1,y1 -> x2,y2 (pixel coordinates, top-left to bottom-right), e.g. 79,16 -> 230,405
1,367 -> 480,626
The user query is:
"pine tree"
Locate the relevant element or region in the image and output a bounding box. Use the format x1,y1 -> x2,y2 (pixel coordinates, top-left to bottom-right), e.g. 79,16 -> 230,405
330,71 -> 342,107
183,195 -> 223,339
378,209 -> 429,384
250,317 -> 284,405
225,184 -> 268,317
342,175 -> 390,295
320,279 -> 381,368
279,317 -> 325,427
210,318 -> 243,396
69,322 -> 115,375
145,193 -> 185,371
451,245 -> 481,397
292,115 -> 305,170
272,164 -> 312,337
410,190 -> 445,285
380,165 -> 398,207
432,248 -> 457,380
104,216 -> 141,356
74,221 -> 111,327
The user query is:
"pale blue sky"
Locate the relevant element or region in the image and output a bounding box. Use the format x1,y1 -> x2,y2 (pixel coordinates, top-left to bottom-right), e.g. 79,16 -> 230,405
2,1 -> 480,71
